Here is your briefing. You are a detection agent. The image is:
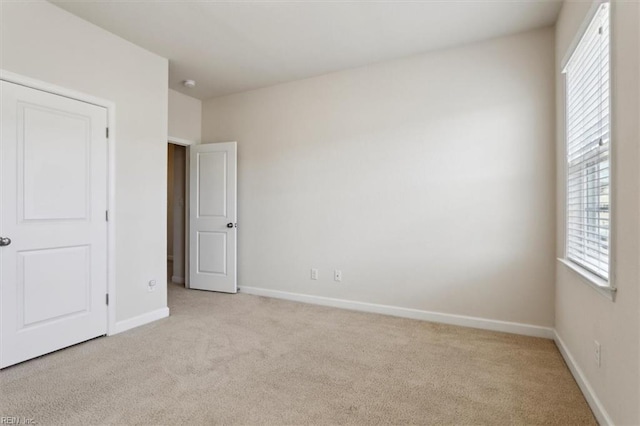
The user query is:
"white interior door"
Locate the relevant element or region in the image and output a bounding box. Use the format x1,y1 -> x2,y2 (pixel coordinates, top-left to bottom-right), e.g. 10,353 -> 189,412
189,142 -> 237,293
0,81 -> 108,368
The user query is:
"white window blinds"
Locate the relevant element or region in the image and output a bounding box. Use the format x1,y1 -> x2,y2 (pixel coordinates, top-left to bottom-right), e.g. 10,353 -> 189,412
564,2 -> 611,280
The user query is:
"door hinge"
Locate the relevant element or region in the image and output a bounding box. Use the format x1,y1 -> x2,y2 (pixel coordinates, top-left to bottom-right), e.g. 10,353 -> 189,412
105,210 -> 109,222
106,127 -> 109,138
106,294 -> 109,305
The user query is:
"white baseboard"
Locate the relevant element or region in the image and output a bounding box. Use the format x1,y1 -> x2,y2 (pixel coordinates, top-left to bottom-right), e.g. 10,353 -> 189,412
238,286 -> 554,339
172,275 -> 185,284
111,307 -> 170,335
554,331 -> 613,426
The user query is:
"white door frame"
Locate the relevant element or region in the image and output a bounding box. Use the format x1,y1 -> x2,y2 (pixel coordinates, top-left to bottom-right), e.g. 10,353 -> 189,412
168,136 -> 195,288
0,69 -> 118,335
168,136 -> 196,147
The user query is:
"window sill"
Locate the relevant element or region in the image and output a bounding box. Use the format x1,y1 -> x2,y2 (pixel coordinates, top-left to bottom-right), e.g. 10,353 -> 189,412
557,258 -> 616,301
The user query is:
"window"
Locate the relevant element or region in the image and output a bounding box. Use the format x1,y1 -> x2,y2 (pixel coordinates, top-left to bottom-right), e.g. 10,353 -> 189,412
564,2 -> 611,281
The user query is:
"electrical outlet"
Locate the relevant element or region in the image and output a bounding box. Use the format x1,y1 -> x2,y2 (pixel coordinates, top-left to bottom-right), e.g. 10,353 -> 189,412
148,280 -> 157,292
594,340 -> 601,367
334,270 -> 342,282
310,268 -> 319,280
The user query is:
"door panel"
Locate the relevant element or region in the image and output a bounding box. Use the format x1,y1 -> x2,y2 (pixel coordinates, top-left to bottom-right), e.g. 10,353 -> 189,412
197,231 -> 227,275
20,105 -> 90,221
189,142 -> 237,293
0,80 -> 108,368
20,245 -> 90,327
197,151 -> 227,217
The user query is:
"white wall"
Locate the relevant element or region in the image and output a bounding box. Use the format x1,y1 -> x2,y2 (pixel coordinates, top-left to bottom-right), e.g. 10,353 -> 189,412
168,89 -> 201,143
555,1 -> 640,425
202,27 -> 556,328
1,2 -> 169,323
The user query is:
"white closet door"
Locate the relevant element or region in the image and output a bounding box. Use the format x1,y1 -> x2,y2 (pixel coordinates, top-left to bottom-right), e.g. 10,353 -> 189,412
0,81 -> 108,368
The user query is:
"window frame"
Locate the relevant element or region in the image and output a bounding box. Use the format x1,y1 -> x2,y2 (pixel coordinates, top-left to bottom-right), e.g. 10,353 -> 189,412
558,0 -> 616,301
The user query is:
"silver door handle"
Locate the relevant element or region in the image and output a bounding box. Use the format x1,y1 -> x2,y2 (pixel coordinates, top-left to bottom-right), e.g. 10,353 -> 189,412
0,237 -> 11,247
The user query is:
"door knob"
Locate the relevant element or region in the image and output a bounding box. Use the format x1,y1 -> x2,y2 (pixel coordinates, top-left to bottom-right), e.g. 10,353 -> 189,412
226,223 -> 233,228
0,237 -> 11,247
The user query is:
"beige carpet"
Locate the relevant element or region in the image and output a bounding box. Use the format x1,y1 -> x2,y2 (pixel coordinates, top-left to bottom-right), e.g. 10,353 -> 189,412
0,280 -> 596,425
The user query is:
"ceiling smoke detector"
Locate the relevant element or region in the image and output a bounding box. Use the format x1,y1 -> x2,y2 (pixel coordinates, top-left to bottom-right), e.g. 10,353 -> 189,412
183,80 -> 196,88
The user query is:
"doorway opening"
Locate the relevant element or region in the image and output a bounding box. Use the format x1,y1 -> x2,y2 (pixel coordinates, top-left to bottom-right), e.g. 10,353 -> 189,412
166,139 -> 238,298
167,142 -> 187,290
